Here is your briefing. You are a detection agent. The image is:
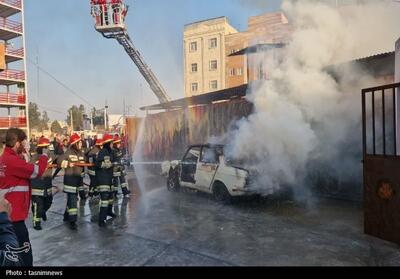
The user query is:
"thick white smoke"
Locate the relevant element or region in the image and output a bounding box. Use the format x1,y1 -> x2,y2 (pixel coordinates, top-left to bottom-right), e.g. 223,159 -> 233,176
225,0 -> 400,197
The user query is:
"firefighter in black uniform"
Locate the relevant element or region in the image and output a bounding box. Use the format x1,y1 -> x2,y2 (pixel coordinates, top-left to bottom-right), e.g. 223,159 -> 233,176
86,138 -> 103,198
96,134 -> 117,227
30,137 -> 55,230
58,133 -> 85,230
112,134 -> 131,198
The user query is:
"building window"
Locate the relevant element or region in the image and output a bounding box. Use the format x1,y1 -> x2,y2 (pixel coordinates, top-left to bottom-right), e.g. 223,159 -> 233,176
210,80 -> 218,90
209,38 -> 217,49
230,49 -> 236,54
210,60 -> 218,71
237,68 -> 243,76
229,68 -> 236,76
190,42 -> 197,52
191,83 -> 198,92
191,63 -> 198,73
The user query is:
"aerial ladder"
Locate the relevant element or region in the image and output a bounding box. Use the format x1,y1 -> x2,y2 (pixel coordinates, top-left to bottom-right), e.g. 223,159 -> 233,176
90,0 -> 171,104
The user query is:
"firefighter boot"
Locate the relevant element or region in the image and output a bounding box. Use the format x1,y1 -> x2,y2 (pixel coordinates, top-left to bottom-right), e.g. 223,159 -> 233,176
63,210 -> 69,222
69,221 -> 78,230
33,222 -> 42,231
107,205 -> 117,218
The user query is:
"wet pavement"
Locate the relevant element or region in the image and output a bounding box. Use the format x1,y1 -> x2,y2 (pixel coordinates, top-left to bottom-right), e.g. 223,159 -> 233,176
27,169 -> 400,266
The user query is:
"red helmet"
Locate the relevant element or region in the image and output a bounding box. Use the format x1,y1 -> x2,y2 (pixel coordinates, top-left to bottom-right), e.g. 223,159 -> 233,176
113,134 -> 121,144
37,137 -> 50,147
69,133 -> 81,146
103,133 -> 114,144
95,138 -> 104,146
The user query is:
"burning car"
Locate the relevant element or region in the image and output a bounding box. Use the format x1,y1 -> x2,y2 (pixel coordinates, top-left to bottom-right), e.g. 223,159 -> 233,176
161,144 -> 253,202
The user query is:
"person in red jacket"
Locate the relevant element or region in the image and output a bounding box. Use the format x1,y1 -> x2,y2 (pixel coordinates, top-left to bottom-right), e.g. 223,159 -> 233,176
0,128 -> 48,266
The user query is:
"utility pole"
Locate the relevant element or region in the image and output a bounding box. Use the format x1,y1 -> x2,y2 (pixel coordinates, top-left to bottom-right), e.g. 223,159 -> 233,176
90,107 -> 94,131
104,100 -> 108,131
70,109 -> 73,132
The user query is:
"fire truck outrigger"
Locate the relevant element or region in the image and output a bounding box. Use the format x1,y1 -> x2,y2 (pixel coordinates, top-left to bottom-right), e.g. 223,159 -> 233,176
90,0 -> 171,104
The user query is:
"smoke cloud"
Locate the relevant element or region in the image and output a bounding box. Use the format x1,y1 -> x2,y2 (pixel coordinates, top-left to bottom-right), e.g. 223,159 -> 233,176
224,0 -> 400,198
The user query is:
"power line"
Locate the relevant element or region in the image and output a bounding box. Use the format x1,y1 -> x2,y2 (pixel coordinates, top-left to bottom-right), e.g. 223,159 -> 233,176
36,104 -> 64,115
27,58 -> 95,108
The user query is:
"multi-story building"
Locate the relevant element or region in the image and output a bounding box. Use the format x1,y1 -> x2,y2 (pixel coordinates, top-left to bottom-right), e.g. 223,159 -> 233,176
0,0 -> 28,141
183,17 -> 238,97
226,12 -> 292,89
184,12 -> 292,97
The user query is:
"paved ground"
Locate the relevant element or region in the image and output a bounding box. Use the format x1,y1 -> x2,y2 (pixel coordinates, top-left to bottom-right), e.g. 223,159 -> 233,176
27,169 -> 400,266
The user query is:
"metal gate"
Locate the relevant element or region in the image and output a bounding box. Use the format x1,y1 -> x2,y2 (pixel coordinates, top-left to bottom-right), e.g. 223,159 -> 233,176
362,82 -> 400,245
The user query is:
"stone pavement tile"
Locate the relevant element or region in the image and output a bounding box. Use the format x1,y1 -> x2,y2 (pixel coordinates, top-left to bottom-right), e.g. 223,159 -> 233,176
31,222 -> 167,266
144,245 -> 232,266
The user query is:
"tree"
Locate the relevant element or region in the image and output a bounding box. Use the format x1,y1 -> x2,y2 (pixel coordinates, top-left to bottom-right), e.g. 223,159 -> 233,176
29,102 -> 50,132
91,107 -> 105,128
51,121 -> 63,134
40,111 -> 49,131
66,104 -> 85,131
28,102 -> 41,130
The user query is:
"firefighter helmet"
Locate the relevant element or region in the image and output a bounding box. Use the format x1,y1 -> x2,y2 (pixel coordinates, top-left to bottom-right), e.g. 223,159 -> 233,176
103,133 -> 114,144
113,134 -> 121,144
95,138 -> 104,146
37,137 -> 50,147
69,133 -> 81,146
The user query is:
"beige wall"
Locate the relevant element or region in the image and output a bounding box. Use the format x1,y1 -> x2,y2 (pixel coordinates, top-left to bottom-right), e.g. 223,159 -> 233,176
184,17 -> 238,97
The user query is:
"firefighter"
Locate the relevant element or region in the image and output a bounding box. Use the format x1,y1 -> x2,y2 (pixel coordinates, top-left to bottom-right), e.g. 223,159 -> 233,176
86,138 -> 103,198
112,134 -> 131,198
98,0 -> 108,26
57,133 -> 85,230
96,134 -> 116,227
111,0 -> 122,25
30,137 -> 55,231
0,128 -> 49,266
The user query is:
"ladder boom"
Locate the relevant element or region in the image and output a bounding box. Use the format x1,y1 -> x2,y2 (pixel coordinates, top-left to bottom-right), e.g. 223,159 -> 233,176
91,1 -> 171,104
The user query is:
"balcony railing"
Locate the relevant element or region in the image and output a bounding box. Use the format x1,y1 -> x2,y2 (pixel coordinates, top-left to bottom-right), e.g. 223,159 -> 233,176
0,0 -> 22,9
5,46 -> 23,57
0,69 -> 25,80
0,116 -> 26,128
0,17 -> 22,33
0,92 -> 25,104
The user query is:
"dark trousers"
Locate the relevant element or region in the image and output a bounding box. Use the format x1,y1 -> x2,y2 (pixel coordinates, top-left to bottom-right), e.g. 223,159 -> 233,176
12,221 -> 33,267
89,175 -> 98,197
113,175 -> 130,195
31,195 -> 53,225
99,186 -> 115,223
64,193 -> 78,223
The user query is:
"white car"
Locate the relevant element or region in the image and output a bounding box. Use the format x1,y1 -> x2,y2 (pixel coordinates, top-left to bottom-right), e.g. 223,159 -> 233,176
161,144 -> 252,202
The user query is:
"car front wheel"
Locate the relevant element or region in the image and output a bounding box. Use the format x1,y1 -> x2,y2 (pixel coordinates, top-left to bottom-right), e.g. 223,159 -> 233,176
213,182 -> 231,203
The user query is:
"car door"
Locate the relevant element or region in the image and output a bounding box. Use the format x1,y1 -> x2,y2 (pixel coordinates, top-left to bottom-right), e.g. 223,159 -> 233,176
180,146 -> 201,189
195,146 -> 219,192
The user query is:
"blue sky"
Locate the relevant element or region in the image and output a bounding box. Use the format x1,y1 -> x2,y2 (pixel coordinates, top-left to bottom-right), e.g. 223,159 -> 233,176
23,0 -> 282,120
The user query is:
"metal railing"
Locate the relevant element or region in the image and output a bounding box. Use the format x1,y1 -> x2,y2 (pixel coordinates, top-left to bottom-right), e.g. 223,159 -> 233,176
0,17 -> 22,33
0,92 -> 25,104
0,117 -> 26,128
0,0 -> 22,9
5,46 -> 23,57
0,69 -> 25,80
362,82 -> 400,157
